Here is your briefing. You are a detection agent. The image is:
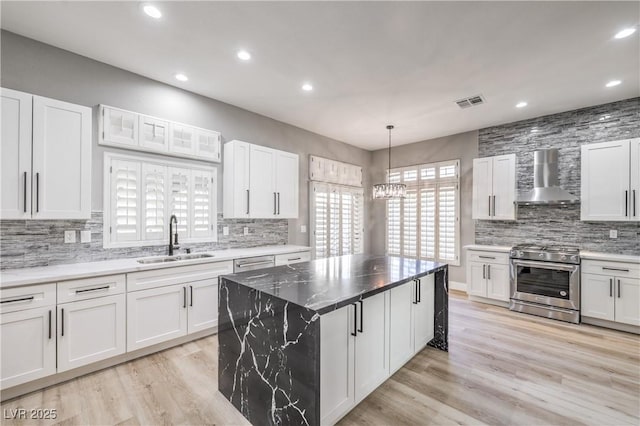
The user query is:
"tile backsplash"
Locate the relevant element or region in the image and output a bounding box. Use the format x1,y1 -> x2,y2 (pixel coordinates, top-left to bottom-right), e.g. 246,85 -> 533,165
475,97 -> 640,255
0,212 -> 288,270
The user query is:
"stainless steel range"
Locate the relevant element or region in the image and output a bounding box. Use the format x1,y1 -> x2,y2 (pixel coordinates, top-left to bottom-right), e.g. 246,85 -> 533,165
510,244 -> 580,323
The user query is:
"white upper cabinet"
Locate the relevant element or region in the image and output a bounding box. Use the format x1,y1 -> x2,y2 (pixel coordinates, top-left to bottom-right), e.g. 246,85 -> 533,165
98,105 -> 221,163
472,154 -> 516,220
581,138 -> 639,221
139,115 -> 169,153
223,140 -> 299,219
1,88 -> 32,219
309,155 -> 362,187
101,106 -> 138,147
1,89 -> 91,220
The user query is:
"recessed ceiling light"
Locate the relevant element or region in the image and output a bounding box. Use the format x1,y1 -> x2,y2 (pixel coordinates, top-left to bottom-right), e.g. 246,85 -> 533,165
614,28 -> 636,39
237,50 -> 251,61
516,101 -> 528,108
143,4 -> 162,19
302,83 -> 313,92
175,73 -> 188,82
605,80 -> 621,88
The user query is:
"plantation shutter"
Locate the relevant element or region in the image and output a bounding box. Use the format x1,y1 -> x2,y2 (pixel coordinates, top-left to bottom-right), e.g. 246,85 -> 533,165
142,163 -> 167,241
329,188 -> 341,257
402,189 -> 418,257
438,183 -> 457,262
169,167 -> 190,236
387,198 -> 401,255
111,159 -> 141,242
312,182 -> 329,259
191,170 -> 214,239
420,187 -> 436,259
352,188 -> 364,254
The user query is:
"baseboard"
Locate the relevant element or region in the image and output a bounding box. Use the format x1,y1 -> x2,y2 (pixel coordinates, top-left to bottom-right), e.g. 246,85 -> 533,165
468,295 -> 510,308
581,316 -> 640,335
449,280 -> 467,292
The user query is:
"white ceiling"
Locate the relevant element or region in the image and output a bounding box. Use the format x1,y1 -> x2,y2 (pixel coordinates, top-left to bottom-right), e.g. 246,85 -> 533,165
1,1 -> 638,150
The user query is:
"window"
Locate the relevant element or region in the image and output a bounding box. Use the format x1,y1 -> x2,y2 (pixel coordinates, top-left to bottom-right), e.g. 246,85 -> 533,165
104,153 -> 217,248
311,182 -> 364,259
386,160 -> 460,265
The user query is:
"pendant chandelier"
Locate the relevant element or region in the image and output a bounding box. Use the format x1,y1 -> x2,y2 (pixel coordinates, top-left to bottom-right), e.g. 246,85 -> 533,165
373,125 -> 406,199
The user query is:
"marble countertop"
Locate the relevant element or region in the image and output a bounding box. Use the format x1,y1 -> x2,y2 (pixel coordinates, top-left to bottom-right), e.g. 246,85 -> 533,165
0,245 -> 310,289
580,251 -> 639,263
464,244 -> 512,253
221,254 -> 447,315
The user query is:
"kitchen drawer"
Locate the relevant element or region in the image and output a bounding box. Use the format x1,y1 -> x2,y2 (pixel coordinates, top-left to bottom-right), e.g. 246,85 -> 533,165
57,274 -> 126,304
275,251 -> 311,266
127,261 -> 233,292
0,283 -> 56,314
467,251 -> 509,265
581,260 -> 640,279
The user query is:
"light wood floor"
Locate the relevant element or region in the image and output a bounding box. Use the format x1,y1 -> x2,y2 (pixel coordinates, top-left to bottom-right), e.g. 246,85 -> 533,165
2,292 -> 639,425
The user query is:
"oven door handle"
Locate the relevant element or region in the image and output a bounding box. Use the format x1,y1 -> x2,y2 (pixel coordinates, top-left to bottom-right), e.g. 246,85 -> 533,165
511,259 -> 578,272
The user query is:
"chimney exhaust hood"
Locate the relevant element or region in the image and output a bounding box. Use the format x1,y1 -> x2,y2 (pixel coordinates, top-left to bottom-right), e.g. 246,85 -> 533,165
517,148 -> 579,205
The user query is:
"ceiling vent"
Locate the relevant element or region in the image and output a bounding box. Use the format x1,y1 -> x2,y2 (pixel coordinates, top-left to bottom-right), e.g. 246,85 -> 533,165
455,94 -> 486,109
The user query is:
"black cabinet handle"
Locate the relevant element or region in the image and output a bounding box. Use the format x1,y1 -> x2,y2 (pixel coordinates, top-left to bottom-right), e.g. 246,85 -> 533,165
412,280 -> 418,304
618,280 -> 621,298
190,285 -> 193,307
634,189 -> 637,217
48,310 -> 52,340
603,267 -> 629,272
488,195 -> 491,216
417,279 -> 421,303
273,192 -> 277,215
351,303 -> 357,337
75,285 -> 110,294
479,255 -> 496,259
492,195 -> 496,217
609,278 -> 613,297
625,190 -> 628,217
487,265 -> 491,280
1,296 -> 34,304
36,172 -> 40,213
358,300 -> 363,333
483,264 -> 486,279
183,287 -> 187,308
23,171 -> 27,213
61,308 -> 64,337
277,192 -> 281,215
246,189 -> 250,214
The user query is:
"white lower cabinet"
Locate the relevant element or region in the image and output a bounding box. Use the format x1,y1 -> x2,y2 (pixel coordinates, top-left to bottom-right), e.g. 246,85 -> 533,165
187,279 -> 219,333
466,249 -> 510,302
127,284 -> 188,351
414,275 -> 435,351
57,294 -> 126,372
0,306 -> 56,388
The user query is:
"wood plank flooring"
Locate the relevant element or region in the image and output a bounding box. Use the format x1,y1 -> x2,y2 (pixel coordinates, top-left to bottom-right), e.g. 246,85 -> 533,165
2,291 -> 638,425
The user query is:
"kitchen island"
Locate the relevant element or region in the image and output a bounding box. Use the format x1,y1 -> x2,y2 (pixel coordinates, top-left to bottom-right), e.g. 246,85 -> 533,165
218,254 -> 448,426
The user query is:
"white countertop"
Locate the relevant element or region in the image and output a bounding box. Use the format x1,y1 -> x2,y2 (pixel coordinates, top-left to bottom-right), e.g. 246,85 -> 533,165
0,245 -> 310,289
463,244 -> 512,253
580,251 -> 639,263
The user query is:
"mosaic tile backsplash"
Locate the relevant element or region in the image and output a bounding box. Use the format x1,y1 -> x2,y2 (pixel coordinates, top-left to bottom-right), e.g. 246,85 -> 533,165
0,212 -> 288,270
475,97 -> 640,255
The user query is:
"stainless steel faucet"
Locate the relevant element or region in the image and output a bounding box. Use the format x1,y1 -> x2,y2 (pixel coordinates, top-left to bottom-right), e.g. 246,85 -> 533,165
169,215 -> 180,256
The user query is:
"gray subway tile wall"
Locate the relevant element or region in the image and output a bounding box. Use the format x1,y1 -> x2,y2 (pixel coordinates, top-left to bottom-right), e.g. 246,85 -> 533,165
475,97 -> 640,254
0,212 -> 288,270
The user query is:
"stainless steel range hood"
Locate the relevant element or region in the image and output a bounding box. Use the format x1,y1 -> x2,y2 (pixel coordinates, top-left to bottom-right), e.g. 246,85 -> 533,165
517,149 -> 579,205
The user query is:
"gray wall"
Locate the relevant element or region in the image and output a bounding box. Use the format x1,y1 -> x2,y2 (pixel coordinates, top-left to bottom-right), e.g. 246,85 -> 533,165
476,97 -> 640,254
0,31 -> 372,261
369,131 -> 479,284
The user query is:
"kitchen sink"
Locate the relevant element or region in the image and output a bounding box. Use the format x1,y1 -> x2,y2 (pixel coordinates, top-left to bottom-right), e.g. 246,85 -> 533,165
137,253 -> 215,264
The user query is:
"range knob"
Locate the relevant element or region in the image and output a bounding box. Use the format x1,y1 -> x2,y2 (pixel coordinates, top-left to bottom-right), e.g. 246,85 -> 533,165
571,255 -> 578,262
518,251 -> 524,257
560,254 -> 567,260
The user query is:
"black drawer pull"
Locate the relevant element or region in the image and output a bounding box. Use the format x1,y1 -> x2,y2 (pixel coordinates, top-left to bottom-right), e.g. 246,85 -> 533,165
1,296 -> 35,304
75,286 -> 110,294
478,255 -> 496,259
602,267 -> 630,272
351,303 -> 358,337
61,308 -> 64,337
358,300 -> 363,333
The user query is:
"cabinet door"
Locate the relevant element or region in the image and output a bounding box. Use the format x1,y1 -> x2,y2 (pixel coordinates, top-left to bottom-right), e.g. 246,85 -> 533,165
275,151 -> 299,218
1,306 -> 56,388
354,292 -> 389,402
1,88 -> 32,219
389,282 -> 414,373
630,138 -> 639,220
101,106 -> 138,147
190,170 -> 215,239
223,141 -> 251,218
472,157 -> 492,220
491,154 -> 516,220
187,279 -> 218,333
139,115 -> 169,153
127,285 -> 188,351
467,261 -> 488,297
486,263 -> 510,301
194,129 -> 221,162
615,277 -> 640,326
169,123 -> 195,156
320,303 -> 355,425
249,145 -> 276,218
57,294 -> 126,372
32,96 -> 91,219
414,275 -> 435,352
581,140 -> 630,221
581,274 -> 615,321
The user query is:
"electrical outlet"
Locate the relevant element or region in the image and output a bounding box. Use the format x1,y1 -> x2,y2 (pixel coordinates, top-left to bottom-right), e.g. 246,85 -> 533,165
80,230 -> 91,243
223,226 -> 229,236
609,229 -> 618,239
301,225 -> 307,233
243,227 -> 249,236
64,230 -> 76,243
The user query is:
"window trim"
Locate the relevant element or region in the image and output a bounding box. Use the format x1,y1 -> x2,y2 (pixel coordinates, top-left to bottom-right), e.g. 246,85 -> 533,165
385,159 -> 461,266
103,152 -> 217,249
